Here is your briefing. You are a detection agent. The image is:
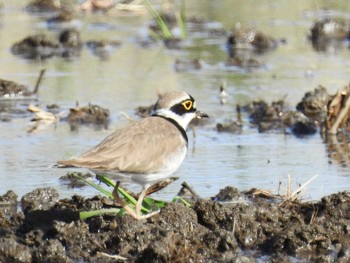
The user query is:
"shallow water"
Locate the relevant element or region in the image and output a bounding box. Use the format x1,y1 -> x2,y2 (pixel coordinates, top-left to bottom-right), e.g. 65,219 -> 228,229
1,1 -> 350,201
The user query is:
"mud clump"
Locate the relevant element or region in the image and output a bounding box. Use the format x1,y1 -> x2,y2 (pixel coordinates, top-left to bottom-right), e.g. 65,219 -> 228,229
67,103 -> 110,130
216,121 -> 242,134
25,0 -> 62,13
309,18 -> 350,52
11,29 -> 82,60
296,85 -> 331,122
243,98 -> 317,136
1,187 -> 350,262
21,187 -> 59,211
0,79 -> 31,98
227,27 -> 279,52
225,25 -> 286,69
11,34 -> 61,60
0,78 -> 40,117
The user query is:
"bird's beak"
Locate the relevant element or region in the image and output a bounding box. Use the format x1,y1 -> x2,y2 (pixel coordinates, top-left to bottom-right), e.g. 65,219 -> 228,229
195,110 -> 209,119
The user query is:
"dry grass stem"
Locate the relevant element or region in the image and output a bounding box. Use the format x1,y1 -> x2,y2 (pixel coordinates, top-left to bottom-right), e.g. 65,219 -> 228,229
280,174 -> 319,206
326,83 -> 350,134
96,251 -> 127,261
119,111 -> 135,122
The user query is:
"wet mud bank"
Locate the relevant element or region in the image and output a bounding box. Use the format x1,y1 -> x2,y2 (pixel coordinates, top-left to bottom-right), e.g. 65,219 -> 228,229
1,186 -> 350,262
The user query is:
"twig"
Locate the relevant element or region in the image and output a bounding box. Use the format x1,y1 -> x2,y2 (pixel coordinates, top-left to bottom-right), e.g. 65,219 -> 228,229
309,206 -> 319,225
96,251 -> 127,261
329,93 -> 350,134
146,177 -> 179,195
119,111 -> 135,122
277,181 -> 282,196
180,181 -> 201,199
327,84 -> 350,134
33,69 -> 46,94
232,216 -> 236,233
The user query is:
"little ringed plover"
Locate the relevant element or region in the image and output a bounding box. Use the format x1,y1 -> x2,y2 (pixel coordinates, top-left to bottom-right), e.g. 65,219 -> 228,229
57,91 -> 208,220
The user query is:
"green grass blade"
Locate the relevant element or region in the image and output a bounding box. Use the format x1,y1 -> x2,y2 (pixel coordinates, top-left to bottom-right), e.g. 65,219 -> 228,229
172,196 -> 192,207
73,173 -> 113,198
80,208 -> 122,220
72,174 -> 169,215
119,188 -> 138,205
95,175 -> 150,213
96,175 -> 116,188
175,12 -> 186,40
144,0 -> 172,39
143,196 -> 168,209
177,0 -> 187,39
96,175 -> 137,206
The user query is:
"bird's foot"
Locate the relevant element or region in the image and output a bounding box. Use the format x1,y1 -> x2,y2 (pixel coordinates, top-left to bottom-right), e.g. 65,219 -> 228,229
123,205 -> 159,220
112,182 -> 158,220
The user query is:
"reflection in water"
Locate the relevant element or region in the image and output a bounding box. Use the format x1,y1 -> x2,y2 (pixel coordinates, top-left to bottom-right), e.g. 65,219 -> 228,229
325,132 -> 350,167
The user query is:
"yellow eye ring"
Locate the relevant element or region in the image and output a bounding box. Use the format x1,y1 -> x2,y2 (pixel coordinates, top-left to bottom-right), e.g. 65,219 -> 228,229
182,100 -> 193,110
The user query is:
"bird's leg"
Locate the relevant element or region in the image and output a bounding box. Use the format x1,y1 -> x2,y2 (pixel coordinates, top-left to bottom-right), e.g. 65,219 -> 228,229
136,187 -> 147,218
112,183 -> 158,220
112,181 -> 139,219
135,186 -> 160,220
112,181 -> 127,206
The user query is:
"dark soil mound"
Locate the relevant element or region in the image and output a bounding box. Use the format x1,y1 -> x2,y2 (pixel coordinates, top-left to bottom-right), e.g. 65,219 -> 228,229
0,187 -> 350,262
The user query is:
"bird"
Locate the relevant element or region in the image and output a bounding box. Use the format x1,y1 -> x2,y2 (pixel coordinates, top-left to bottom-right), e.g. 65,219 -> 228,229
219,81 -> 228,105
57,91 -> 208,220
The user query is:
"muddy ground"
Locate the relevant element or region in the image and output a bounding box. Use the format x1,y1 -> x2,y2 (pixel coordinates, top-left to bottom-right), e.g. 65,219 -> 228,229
0,186 -> 349,262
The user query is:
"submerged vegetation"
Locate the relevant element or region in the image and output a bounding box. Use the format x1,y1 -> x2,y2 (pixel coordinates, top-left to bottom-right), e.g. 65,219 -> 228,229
144,0 -> 187,40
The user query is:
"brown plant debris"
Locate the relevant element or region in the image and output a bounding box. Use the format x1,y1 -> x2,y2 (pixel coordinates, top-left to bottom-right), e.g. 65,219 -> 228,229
326,83 -> 350,134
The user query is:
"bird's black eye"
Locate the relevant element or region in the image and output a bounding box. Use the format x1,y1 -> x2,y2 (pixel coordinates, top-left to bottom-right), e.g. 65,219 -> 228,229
182,100 -> 193,110
170,98 -> 196,116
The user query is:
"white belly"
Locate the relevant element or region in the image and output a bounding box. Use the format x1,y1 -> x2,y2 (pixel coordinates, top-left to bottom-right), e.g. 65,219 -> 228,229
93,145 -> 187,187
